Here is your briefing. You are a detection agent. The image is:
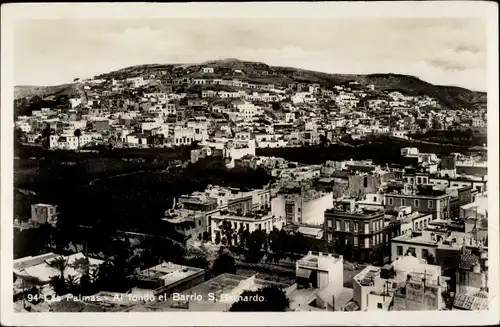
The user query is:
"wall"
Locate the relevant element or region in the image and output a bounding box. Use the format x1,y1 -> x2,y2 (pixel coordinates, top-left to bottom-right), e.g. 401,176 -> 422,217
302,193 -> 334,226
348,175 -> 380,198
391,241 -> 437,263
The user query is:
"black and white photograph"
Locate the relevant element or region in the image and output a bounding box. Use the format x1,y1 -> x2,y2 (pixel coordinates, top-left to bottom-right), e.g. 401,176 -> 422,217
1,2 -> 498,326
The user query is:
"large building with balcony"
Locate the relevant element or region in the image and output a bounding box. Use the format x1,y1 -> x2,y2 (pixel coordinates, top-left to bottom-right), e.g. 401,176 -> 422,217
323,199 -> 388,264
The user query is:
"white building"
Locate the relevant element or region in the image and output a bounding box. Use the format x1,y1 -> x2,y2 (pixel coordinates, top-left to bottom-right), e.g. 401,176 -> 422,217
49,133 -> 95,150
31,204 -> 58,226
353,255 -> 445,311
187,117 -> 209,142
174,126 -> 195,146
296,251 -> 343,290
210,212 -> 285,243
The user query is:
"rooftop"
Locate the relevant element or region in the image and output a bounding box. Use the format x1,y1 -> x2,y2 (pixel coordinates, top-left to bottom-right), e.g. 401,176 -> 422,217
14,252 -> 103,284
138,262 -> 204,286
148,274 -> 289,312
354,256 -> 441,294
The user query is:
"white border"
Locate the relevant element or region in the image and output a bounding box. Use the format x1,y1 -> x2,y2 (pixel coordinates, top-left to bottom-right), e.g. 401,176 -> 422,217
1,2 -> 499,326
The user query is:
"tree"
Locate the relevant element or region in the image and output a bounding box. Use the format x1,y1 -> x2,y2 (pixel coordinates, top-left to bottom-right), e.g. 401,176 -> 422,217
229,286 -> 290,312
319,134 -> 330,147
74,129 -> 82,150
268,228 -> 285,262
212,249 -> 236,276
245,230 -> 266,263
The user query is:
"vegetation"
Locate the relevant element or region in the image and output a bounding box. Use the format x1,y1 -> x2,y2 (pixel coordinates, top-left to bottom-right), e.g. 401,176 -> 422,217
14,155 -> 273,258
14,94 -> 73,118
409,129 -> 487,147
212,248 -> 237,276
256,135 -> 482,166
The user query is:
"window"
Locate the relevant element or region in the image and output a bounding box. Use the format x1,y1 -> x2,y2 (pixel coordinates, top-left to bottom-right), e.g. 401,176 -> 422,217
354,223 -> 358,232
388,197 -> 393,205
363,176 -> 368,188
374,196 -> 377,202
409,247 -> 416,255
401,198 -> 406,206
372,235 -> 376,245
428,200 -> 433,209
377,303 -> 383,309
364,223 -> 369,234
410,178 -> 414,184
397,246 -> 403,255
372,221 -> 377,231
353,236 -> 358,246
327,233 -> 333,242
417,177 -> 422,184
327,219 -> 333,228
336,221 -> 340,231
414,199 -> 419,207
246,223 -> 250,230
386,234 -> 389,242
345,221 -> 350,232
379,220 -> 383,230
364,238 -> 369,248
422,249 -> 429,258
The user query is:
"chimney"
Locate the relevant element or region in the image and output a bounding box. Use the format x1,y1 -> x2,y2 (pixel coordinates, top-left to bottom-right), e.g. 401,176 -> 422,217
331,295 -> 336,311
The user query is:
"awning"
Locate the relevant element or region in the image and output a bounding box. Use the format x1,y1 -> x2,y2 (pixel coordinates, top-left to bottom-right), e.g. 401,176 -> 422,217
296,268 -> 312,279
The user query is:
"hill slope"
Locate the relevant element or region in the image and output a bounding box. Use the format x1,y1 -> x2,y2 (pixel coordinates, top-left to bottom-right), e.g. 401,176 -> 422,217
14,83 -> 79,100
15,59 -> 486,111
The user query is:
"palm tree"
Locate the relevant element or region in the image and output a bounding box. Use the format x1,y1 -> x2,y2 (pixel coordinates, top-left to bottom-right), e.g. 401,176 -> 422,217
52,256 -> 69,280
73,129 -> 82,151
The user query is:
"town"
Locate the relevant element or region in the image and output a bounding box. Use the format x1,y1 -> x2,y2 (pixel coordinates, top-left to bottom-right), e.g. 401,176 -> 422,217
13,60 -> 488,312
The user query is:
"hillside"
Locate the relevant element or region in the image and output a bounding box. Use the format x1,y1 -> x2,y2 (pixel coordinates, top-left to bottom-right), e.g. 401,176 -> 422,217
14,83 -> 78,100
16,59 -> 486,111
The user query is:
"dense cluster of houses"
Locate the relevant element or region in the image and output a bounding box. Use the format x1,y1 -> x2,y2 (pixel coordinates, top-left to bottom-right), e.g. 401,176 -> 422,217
17,140 -> 489,311
13,63 -> 489,312
15,64 -> 487,152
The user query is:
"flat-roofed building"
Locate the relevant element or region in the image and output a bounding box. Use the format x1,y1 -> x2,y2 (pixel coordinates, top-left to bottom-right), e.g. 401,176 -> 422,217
384,186 -> 451,220
134,261 -> 205,297
324,199 -> 387,264
353,255 -> 446,311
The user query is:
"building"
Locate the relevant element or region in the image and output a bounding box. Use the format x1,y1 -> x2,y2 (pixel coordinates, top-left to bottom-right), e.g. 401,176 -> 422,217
143,274 -> 290,312
453,247 -> 489,310
324,199 -> 387,264
30,204 -> 58,226
133,262 -> 205,297
126,133 -> 148,146
391,223 -> 487,272
162,208 -> 207,241
210,211 -> 285,244
289,251 -> 354,311
173,126 -> 195,146
384,186 -> 451,220
186,117 -> 209,142
49,133 -> 95,150
353,255 -> 446,311
296,251 -> 343,290
273,189 -> 333,225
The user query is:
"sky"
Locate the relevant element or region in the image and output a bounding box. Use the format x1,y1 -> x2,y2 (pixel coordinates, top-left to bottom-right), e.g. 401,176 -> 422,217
14,18 -> 487,91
